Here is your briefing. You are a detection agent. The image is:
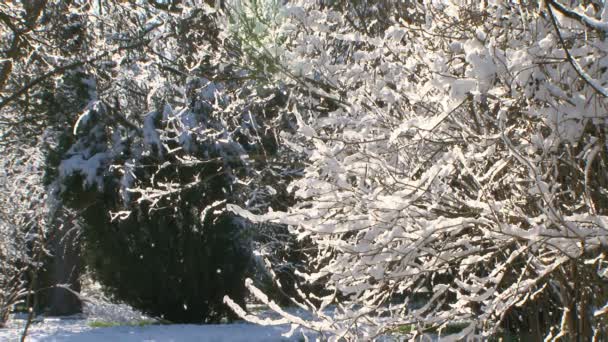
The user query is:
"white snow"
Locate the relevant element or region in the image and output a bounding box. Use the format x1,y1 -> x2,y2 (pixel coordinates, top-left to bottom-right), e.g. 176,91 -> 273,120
0,318 -> 302,342
0,300 -> 312,342
0,319 -> 305,342
59,152 -> 110,187
0,296 -> 315,342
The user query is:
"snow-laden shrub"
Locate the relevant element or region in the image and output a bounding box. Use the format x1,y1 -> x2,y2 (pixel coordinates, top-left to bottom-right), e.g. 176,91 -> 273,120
0,1 -> 93,323
0,144 -> 48,327
225,0 -> 608,339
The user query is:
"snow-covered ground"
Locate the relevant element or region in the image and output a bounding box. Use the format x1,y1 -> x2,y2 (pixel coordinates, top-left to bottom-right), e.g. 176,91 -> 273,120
0,317 -> 306,342
0,300 -> 310,341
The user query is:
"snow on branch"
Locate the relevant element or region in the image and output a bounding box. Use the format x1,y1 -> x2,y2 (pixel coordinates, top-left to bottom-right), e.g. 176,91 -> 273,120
546,0 -> 608,98
547,0 -> 608,33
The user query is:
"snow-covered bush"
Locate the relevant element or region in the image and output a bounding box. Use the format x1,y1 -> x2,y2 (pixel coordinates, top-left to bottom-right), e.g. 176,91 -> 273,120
0,143 -> 48,327
224,0 -> 608,339
0,0 -> 67,320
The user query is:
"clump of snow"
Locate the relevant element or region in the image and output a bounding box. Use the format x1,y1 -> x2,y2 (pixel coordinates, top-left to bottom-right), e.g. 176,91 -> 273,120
59,153 -> 110,188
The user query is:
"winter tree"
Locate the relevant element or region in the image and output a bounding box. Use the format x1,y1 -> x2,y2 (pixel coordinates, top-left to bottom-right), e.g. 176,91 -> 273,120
1,0 -> 310,325
0,0 -> 60,324
16,0 -> 310,323
224,0 -> 608,340
0,142 -> 48,328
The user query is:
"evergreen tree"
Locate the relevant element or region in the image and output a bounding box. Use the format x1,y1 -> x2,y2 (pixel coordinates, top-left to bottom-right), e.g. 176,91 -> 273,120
56,89 -> 254,322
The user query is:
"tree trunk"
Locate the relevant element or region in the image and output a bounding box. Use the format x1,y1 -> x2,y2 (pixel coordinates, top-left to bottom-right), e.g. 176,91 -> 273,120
46,207 -> 82,316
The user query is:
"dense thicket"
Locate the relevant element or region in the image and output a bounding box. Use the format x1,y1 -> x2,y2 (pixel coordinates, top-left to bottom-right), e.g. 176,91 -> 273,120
224,0 -> 608,340
3,0 -> 608,340
1,0 -> 301,324
0,143 -> 47,327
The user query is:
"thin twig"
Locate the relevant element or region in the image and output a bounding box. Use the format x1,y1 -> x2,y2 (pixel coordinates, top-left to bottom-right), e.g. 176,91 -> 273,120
546,0 -> 608,98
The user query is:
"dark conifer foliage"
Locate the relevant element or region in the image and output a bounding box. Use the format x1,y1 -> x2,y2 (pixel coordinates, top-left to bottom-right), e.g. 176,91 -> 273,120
80,182 -> 250,323
57,98 -> 253,322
